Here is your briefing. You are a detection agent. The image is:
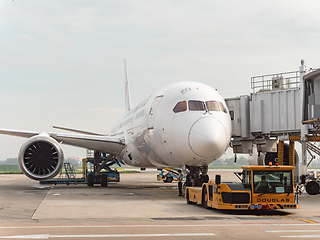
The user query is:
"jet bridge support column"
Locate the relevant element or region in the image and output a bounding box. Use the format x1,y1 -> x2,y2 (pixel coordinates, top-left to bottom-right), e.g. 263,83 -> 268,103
300,60 -> 308,166
289,141 -> 295,166
277,141 -> 284,165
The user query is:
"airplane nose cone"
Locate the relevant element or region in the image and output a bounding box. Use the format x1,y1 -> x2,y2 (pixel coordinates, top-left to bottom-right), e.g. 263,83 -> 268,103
188,117 -> 227,158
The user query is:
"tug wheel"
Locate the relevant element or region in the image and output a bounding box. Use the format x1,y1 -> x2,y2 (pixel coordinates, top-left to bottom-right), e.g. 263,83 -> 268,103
202,188 -> 209,209
166,177 -> 173,183
306,181 -> 320,195
186,190 -> 192,204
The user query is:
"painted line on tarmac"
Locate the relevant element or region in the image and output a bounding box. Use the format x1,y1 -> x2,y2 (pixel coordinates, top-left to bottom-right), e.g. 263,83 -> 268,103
280,235 -> 320,238
266,230 -> 320,233
281,217 -> 318,223
0,233 -> 216,239
266,230 -> 320,238
1,223 -> 320,229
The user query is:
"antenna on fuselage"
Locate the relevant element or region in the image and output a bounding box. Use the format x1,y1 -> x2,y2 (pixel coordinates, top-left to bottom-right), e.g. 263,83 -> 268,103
124,58 -> 132,112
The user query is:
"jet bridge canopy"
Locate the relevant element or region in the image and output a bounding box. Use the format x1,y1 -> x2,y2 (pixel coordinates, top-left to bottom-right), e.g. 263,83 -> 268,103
225,61 -> 320,186
226,67 -> 320,140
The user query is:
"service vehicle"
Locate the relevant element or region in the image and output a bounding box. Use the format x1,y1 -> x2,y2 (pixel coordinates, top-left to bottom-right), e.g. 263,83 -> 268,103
157,168 -> 183,183
185,165 -> 299,210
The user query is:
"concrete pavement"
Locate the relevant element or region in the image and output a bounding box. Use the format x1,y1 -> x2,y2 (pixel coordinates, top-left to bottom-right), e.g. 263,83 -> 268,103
0,170 -> 319,239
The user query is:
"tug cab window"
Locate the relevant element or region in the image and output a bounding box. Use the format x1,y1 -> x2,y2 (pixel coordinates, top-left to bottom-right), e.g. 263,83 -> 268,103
188,100 -> 205,111
173,101 -> 187,113
206,101 -> 219,111
242,170 -> 251,188
253,170 -> 293,194
218,102 -> 228,114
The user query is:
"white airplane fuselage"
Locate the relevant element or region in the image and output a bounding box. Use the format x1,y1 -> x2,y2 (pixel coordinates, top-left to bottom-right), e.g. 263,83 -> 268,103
0,81 -> 231,181
111,81 -> 232,169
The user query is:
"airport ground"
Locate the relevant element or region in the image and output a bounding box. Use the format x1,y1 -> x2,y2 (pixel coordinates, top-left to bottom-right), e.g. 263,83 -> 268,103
0,170 -> 320,239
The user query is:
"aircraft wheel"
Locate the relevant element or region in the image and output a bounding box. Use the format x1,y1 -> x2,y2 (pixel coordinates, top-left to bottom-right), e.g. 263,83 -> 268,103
306,181 -> 320,195
195,178 -> 202,187
87,173 -> 94,187
201,174 -> 209,183
101,174 -> 108,187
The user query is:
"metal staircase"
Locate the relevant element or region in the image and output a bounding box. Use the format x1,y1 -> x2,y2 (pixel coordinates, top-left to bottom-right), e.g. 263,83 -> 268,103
56,162 -> 76,184
306,142 -> 320,167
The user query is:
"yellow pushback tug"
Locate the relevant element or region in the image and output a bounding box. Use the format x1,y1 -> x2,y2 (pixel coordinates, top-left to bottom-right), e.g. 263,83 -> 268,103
185,165 -> 299,210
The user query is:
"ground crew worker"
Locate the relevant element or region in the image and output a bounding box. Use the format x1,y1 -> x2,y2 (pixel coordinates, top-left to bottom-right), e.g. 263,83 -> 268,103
255,175 -> 271,192
178,170 -> 183,196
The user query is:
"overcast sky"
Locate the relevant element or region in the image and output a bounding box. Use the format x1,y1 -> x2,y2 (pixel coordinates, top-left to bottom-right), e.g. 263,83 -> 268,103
0,0 -> 320,160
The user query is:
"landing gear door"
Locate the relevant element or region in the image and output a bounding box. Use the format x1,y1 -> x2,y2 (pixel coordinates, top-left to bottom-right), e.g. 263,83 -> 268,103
148,95 -> 163,130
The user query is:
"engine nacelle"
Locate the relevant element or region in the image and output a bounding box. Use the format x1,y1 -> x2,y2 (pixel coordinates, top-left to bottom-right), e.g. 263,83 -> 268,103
18,133 -> 64,181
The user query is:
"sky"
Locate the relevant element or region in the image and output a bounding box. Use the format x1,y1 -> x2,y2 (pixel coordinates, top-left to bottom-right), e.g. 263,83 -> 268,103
1,0 -> 320,160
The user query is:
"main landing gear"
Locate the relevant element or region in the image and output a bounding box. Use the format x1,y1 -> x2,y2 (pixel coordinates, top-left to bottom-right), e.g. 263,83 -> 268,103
87,151 -> 120,187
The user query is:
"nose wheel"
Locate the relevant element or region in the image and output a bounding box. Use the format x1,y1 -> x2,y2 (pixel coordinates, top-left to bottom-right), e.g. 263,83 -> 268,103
185,165 -> 209,187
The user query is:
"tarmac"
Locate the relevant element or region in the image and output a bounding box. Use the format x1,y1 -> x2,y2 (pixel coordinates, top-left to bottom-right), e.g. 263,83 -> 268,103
0,169 -> 320,239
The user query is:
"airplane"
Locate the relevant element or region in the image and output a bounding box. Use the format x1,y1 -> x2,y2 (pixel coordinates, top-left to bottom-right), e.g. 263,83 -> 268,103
0,66 -> 232,187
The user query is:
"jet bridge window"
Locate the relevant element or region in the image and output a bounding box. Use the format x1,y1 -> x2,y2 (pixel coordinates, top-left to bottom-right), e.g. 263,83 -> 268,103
173,101 -> 187,113
188,100 -> 206,111
218,102 -> 228,114
206,101 -> 219,111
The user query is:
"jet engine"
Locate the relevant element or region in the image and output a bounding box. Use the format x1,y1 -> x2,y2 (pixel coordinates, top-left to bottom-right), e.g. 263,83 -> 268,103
18,133 -> 64,181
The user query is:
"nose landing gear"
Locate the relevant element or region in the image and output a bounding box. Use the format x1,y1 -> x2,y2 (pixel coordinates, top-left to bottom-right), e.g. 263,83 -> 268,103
185,165 -> 209,187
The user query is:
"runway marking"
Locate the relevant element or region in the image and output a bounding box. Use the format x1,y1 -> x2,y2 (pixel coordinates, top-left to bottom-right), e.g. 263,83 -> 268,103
266,230 -> 320,238
280,235 -> 320,238
0,233 -> 216,239
1,223 -> 320,229
267,230 -> 320,233
46,195 -> 179,200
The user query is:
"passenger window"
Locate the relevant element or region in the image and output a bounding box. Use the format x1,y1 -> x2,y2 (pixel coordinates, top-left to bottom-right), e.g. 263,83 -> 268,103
218,102 -> 228,114
188,100 -> 205,111
206,101 -> 219,111
173,101 -> 187,113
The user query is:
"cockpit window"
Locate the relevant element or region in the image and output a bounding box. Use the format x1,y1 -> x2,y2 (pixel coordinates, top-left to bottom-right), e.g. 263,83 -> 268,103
173,101 -> 187,113
173,100 -> 228,113
206,101 -> 219,111
188,100 -> 206,111
218,102 -> 228,114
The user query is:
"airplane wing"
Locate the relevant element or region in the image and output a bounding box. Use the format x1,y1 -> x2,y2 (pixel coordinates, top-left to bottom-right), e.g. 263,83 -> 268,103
52,125 -> 104,136
0,129 -> 40,138
51,133 -> 125,155
0,129 -> 125,156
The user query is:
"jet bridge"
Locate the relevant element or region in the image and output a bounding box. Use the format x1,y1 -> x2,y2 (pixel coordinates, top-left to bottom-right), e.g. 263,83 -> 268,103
225,60 -> 320,192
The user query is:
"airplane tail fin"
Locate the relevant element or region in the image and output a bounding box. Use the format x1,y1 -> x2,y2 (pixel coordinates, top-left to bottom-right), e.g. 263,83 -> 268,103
124,59 -> 132,112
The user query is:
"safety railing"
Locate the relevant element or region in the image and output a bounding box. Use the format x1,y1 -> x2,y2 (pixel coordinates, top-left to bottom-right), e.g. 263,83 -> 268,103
251,70 -> 300,93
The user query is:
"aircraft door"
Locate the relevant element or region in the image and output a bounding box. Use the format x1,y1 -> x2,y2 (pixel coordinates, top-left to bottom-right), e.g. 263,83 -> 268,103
148,95 -> 163,130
